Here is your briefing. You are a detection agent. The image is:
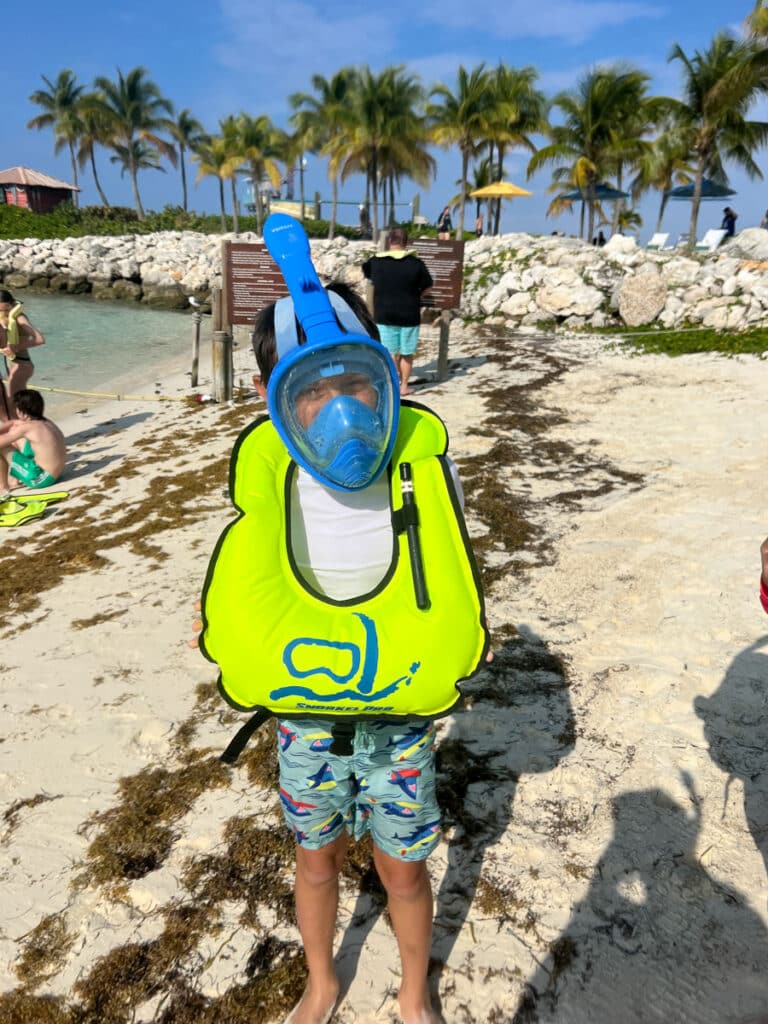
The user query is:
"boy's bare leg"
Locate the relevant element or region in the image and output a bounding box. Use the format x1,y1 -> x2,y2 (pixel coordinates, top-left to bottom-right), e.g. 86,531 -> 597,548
0,450 -> 13,492
373,846 -> 442,1024
399,355 -> 414,395
290,833 -> 348,1024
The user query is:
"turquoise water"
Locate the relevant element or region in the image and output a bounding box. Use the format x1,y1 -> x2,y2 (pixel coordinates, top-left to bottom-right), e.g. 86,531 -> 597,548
7,292 -> 195,416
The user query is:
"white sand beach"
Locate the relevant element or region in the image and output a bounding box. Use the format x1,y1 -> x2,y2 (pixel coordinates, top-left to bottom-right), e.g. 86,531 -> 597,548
1,321 -> 767,1023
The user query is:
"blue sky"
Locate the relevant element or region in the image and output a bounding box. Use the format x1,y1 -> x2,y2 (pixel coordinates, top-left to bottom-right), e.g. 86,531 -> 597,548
3,0 -> 763,240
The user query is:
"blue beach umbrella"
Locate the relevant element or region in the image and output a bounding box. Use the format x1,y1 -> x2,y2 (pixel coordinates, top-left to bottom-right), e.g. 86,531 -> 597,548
666,178 -> 736,200
557,183 -> 629,202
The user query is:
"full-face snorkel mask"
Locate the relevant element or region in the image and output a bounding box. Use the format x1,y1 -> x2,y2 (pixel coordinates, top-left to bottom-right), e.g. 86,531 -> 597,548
263,214 -> 400,491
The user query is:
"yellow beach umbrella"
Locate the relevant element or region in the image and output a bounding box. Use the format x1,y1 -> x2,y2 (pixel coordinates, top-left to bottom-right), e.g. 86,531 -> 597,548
469,181 -> 533,199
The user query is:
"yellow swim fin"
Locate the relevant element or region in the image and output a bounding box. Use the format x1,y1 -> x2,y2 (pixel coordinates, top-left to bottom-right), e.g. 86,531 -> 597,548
0,498 -> 47,528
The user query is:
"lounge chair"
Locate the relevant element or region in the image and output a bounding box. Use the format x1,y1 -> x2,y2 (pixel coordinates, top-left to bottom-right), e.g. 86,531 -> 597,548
675,232 -> 690,248
646,232 -> 670,250
695,228 -> 727,253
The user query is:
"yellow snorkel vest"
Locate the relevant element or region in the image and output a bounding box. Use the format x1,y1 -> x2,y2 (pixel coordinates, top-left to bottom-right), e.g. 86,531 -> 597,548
201,404 -> 489,722
5,302 -> 23,352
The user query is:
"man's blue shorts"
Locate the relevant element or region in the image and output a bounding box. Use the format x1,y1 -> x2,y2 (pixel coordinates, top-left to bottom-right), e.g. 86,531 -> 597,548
377,324 -> 420,357
277,718 -> 440,861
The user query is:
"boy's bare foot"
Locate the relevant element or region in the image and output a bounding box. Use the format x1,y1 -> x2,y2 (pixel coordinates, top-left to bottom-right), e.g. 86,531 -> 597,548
284,982 -> 339,1024
398,993 -> 444,1024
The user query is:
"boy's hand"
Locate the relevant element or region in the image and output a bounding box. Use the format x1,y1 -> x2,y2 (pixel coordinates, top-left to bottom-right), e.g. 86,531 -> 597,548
188,599 -> 202,649
761,537 -> 768,587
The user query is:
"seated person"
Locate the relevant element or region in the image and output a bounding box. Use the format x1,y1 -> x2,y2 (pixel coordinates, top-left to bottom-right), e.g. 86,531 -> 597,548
0,389 -> 66,491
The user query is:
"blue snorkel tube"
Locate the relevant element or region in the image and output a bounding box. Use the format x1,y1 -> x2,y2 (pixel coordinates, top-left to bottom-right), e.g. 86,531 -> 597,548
263,214 -> 400,491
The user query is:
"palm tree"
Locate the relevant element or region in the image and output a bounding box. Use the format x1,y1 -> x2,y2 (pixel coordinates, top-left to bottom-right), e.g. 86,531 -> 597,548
168,109 -> 208,211
337,66 -> 426,238
234,113 -> 283,236
486,64 -> 548,234
528,66 -> 654,241
76,95 -> 114,207
110,139 -> 165,188
631,127 -> 694,233
428,64 -> 494,238
746,0 -> 768,38
28,70 -> 85,207
667,33 -> 768,246
291,68 -> 358,239
376,72 -> 435,228
92,67 -> 176,219
449,156 -> 494,224
192,128 -> 242,232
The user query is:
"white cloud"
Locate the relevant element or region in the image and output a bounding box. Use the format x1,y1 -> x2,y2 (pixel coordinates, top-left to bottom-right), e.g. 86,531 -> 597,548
418,0 -> 664,44
215,0 -> 396,82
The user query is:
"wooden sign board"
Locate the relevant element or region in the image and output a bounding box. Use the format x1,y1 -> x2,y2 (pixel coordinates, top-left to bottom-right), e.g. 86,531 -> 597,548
410,239 -> 465,310
223,236 -> 466,329
223,240 -> 288,327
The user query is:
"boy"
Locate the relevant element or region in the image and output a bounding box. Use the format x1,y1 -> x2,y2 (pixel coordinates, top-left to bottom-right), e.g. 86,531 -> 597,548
200,215 -> 489,1024
0,388 -> 66,492
361,228 -> 433,397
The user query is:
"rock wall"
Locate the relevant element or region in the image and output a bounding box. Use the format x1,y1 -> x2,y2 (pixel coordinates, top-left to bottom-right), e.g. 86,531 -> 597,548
2,227 -> 768,328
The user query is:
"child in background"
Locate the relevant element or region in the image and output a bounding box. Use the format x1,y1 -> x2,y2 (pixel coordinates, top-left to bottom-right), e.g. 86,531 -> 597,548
0,389 -> 66,492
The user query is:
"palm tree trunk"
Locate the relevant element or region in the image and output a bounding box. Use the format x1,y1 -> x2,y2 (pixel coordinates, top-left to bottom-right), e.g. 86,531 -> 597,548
494,146 -> 506,235
180,145 -> 188,211
612,165 -> 624,234
129,154 -> 145,220
299,155 -> 306,221
688,159 -> 704,250
656,193 -> 669,234
329,176 -> 338,240
230,177 -> 239,235
580,200 -> 586,240
90,151 -> 110,207
458,147 -> 469,238
371,153 -> 379,240
219,178 -> 226,232
68,142 -> 80,209
253,165 -> 263,236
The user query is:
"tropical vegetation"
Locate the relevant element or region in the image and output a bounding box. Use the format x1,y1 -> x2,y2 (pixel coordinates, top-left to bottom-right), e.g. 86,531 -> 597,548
20,7 -> 768,246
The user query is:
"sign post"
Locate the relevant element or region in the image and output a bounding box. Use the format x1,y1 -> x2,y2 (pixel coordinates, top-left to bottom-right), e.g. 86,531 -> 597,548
411,239 -> 465,383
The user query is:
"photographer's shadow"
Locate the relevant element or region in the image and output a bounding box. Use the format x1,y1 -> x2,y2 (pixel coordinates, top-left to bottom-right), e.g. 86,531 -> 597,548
333,625 -> 576,1009
513,776 -> 768,1024
695,636 -> 768,883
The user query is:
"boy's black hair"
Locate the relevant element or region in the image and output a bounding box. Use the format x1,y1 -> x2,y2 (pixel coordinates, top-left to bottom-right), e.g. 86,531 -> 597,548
15,389 -> 45,419
0,289 -> 15,304
251,281 -> 379,386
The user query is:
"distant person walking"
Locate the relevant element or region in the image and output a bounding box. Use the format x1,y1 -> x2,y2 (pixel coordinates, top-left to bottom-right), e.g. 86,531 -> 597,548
475,213 -> 484,238
721,206 -> 737,238
362,227 -> 433,396
0,289 -> 45,418
437,205 -> 453,240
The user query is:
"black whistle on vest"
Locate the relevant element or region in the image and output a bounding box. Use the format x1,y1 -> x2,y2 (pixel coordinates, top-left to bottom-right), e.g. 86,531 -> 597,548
399,462 -> 430,610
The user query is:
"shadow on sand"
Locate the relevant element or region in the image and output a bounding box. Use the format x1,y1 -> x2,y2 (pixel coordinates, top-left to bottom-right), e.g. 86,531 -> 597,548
512,774 -> 768,1024
333,625 -> 575,1013
695,635 -> 768,885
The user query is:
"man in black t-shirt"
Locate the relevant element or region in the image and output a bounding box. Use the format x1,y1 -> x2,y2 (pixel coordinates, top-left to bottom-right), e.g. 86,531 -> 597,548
361,228 -> 433,395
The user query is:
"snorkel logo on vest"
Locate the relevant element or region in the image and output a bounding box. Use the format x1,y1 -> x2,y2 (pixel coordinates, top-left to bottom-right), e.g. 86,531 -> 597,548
269,612 -> 421,712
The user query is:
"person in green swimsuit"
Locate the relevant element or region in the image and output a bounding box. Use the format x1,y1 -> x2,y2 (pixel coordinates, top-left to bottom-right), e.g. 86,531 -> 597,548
0,389 -> 66,492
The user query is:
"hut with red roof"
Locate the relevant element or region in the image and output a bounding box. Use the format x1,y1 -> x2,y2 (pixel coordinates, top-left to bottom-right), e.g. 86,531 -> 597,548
0,166 -> 80,213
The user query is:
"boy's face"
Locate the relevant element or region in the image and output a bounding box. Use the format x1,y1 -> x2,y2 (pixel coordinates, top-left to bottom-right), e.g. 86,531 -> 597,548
294,371 -> 378,429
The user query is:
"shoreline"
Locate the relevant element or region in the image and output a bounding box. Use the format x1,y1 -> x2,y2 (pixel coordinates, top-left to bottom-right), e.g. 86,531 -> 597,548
0,323 -> 767,1021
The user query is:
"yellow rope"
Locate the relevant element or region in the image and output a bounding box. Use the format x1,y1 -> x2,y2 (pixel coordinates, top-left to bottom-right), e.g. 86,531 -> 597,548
10,383 -> 189,403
